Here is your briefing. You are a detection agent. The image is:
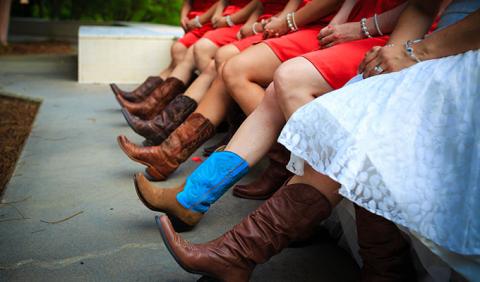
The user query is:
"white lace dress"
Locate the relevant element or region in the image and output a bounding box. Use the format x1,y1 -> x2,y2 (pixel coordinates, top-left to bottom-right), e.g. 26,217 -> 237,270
278,50 -> 480,255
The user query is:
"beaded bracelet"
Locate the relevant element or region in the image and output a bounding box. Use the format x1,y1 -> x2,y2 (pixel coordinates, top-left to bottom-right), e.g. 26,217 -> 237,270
286,12 -> 298,32
194,16 -> 202,28
360,18 -> 372,38
404,39 -> 423,63
226,15 -> 235,27
373,14 -> 383,36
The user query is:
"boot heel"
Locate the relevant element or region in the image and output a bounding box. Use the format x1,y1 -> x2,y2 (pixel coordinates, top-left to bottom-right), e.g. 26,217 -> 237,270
145,166 -> 166,181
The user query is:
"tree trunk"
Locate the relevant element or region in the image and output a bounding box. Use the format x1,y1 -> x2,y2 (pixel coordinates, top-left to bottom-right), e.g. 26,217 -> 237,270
0,0 -> 12,46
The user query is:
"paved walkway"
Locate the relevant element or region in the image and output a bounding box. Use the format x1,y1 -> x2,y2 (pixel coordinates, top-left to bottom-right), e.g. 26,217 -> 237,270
0,55 -> 359,281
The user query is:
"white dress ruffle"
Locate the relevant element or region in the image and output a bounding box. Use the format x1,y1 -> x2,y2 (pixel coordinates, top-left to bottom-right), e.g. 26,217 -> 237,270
278,50 -> 480,255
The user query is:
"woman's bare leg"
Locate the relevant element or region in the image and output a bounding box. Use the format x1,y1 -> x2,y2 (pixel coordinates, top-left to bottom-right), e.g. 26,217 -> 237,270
223,43 -> 282,114
194,75 -> 233,127
289,164 -> 342,206
185,44 -> 242,102
168,47 -> 196,84
274,57 -> 333,119
225,84 -> 285,165
160,42 -> 188,79
194,38 -> 220,72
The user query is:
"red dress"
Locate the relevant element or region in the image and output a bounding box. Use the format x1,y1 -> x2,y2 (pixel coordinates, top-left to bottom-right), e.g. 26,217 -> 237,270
233,0 -> 290,51
202,0 -> 252,47
261,0 -> 338,62
302,0 -> 406,89
178,0 -> 217,47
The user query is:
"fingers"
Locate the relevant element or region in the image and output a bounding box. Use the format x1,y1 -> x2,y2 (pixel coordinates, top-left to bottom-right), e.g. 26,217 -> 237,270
318,25 -> 334,39
358,46 -> 381,74
319,33 -> 337,48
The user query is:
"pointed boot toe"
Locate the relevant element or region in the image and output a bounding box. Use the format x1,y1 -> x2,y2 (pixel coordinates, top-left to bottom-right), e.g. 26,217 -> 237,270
121,108 -> 152,137
134,174 -> 203,228
110,83 -> 123,96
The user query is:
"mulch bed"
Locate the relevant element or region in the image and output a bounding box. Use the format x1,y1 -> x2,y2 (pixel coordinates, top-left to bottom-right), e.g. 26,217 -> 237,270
0,41 -> 74,56
0,93 -> 40,198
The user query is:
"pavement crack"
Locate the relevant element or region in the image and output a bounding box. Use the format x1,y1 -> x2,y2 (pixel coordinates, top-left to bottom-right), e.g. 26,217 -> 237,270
0,242 -> 162,270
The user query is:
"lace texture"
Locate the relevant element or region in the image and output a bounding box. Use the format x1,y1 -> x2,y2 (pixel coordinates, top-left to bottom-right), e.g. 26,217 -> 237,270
278,50 -> 480,255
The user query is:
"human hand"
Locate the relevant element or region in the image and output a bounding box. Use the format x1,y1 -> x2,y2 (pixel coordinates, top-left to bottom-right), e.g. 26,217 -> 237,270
358,44 -> 418,78
181,16 -> 189,31
211,14 -> 223,28
318,22 -> 363,49
213,16 -> 228,28
263,16 -> 289,39
185,18 -> 198,31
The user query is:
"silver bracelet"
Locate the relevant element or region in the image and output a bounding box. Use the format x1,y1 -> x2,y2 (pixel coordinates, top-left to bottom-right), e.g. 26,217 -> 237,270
252,22 -> 259,35
404,39 -> 423,63
194,15 -> 202,28
226,15 -> 235,27
360,18 -> 372,38
373,14 -> 383,36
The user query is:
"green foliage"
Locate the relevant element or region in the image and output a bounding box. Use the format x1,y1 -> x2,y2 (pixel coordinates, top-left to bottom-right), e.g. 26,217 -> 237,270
11,0 -> 183,25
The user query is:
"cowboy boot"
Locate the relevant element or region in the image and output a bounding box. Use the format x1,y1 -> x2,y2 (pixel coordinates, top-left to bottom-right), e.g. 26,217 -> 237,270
133,173 -> 203,229
122,95 -> 198,145
355,204 -> 417,282
110,76 -> 163,102
233,143 -> 293,200
132,150 -> 250,228
203,104 -> 246,157
119,77 -> 186,120
117,112 -> 215,181
156,182 -> 333,281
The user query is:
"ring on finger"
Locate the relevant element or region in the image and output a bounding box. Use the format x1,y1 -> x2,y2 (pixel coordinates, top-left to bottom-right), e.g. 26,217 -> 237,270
374,65 -> 384,74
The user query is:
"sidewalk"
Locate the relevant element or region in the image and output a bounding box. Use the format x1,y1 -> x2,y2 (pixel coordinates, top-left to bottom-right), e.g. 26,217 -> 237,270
0,55 -> 359,281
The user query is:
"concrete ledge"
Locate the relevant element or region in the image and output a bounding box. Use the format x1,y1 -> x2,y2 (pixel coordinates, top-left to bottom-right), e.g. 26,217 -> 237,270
78,25 -> 184,84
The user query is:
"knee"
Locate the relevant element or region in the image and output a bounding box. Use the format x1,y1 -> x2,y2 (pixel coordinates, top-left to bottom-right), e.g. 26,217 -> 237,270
273,61 -> 302,103
222,56 -> 247,90
214,45 -> 239,71
171,42 -> 187,62
194,39 -> 216,62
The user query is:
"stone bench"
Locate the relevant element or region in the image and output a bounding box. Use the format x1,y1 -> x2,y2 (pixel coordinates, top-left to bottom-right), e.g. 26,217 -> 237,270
78,25 -> 184,84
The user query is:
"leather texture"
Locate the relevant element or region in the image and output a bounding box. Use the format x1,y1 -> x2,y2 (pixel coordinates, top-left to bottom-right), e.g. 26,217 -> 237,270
233,143 -> 293,200
119,77 -> 186,120
122,95 -> 198,145
133,173 -> 203,227
117,113 -> 215,181
176,151 -> 249,213
157,183 -> 332,282
355,204 -> 417,282
111,76 -> 163,102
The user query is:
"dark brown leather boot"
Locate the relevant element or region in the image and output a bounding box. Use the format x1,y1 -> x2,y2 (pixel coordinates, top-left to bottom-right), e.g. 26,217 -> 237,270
156,183 -> 332,282
117,113 -> 215,181
203,103 -> 245,157
122,95 -> 198,145
119,77 -> 186,120
355,204 -> 417,282
233,143 -> 293,200
110,76 -> 163,102
133,173 -> 203,228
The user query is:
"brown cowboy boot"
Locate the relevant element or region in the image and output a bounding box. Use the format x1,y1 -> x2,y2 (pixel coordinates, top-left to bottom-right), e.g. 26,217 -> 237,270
233,143 -> 293,200
156,183 -> 332,282
122,95 -> 198,145
119,77 -> 186,120
110,76 -> 163,102
133,173 -> 203,228
117,112 -> 215,181
355,204 -> 417,282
